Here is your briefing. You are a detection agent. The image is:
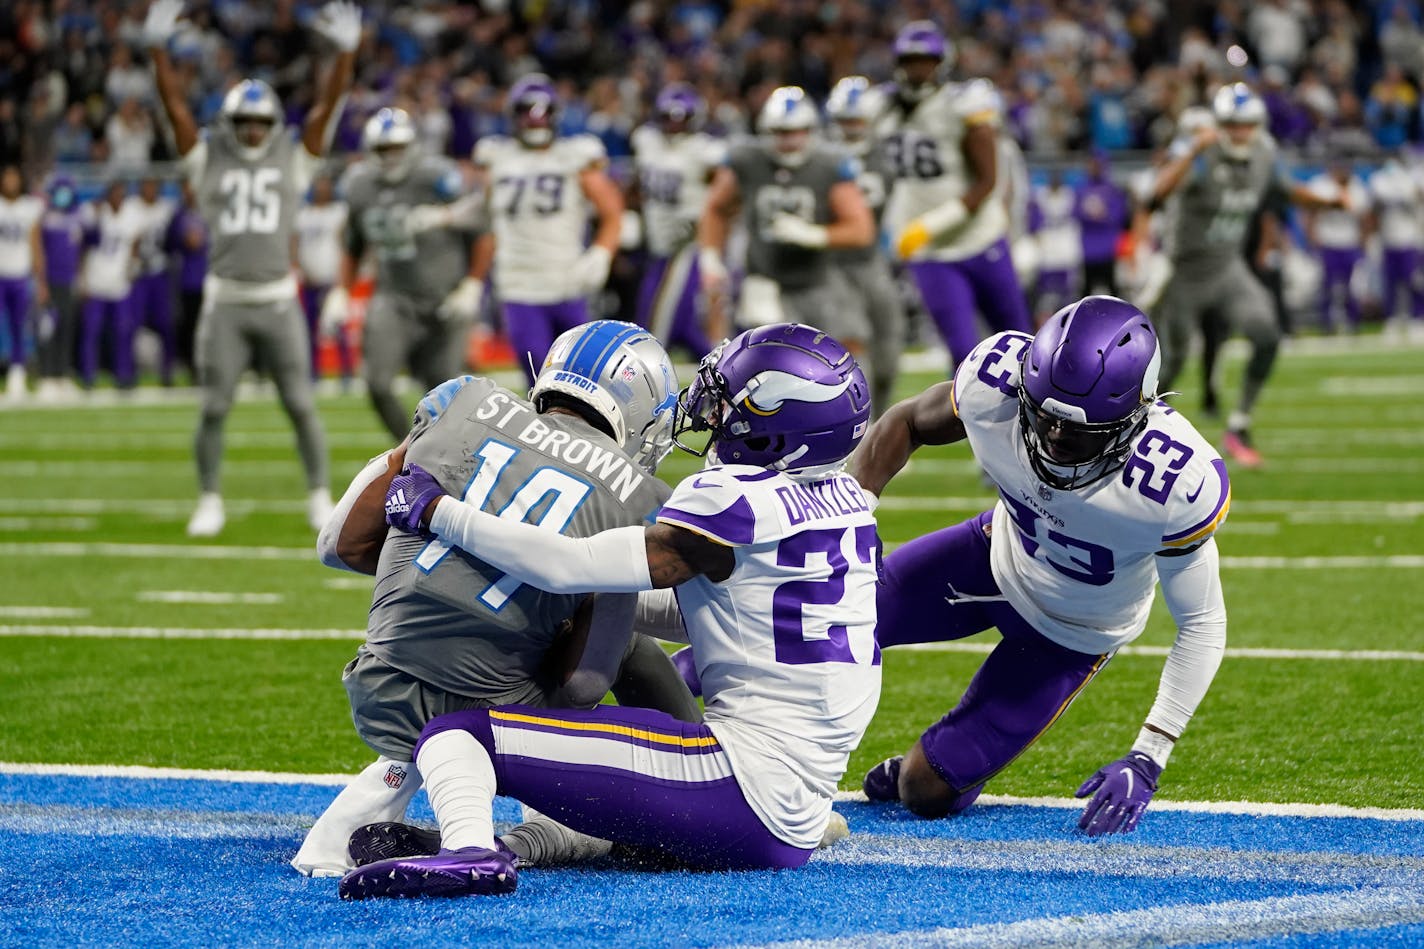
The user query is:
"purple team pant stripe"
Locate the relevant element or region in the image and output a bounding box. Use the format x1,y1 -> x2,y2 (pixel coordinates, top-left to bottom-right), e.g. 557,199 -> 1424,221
494,753 -> 740,789
1162,459 -> 1232,544
657,495 -> 756,546
490,713 -> 726,755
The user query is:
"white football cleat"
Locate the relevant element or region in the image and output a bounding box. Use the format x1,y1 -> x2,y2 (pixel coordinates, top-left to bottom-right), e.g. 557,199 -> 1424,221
307,487 -> 335,532
5,364 -> 27,401
817,811 -> 850,849
186,493 -> 226,537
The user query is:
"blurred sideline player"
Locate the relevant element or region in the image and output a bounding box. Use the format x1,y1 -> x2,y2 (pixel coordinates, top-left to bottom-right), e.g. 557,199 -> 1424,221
37,176 -> 83,399
826,76 -> 906,416
0,164 -> 47,399
76,181 -> 143,391
698,86 -> 874,355
293,320 -> 698,877
147,0 -> 361,536
327,107 -> 483,439
339,323 -> 878,898
1369,150 -> 1424,338
877,20 -> 1031,371
858,296 -> 1229,838
1029,168 -> 1082,325
1303,160 -> 1372,334
294,173 -> 350,381
629,83 -> 725,360
468,74 -> 624,385
1152,83 -> 1343,469
126,176 -> 179,386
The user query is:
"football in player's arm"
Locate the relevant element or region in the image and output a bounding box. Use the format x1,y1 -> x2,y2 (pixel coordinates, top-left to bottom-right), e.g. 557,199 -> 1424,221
855,296 -> 1228,836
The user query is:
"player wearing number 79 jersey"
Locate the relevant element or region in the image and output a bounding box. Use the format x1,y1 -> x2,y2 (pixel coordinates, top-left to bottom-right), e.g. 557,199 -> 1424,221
340,323 -> 879,899
856,296 -> 1229,838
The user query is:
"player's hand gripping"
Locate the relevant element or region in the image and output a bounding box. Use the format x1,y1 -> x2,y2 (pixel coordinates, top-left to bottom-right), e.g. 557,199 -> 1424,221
1074,751 -> 1162,837
313,0 -> 363,52
766,213 -> 828,248
143,0 -> 185,48
384,464 -> 447,533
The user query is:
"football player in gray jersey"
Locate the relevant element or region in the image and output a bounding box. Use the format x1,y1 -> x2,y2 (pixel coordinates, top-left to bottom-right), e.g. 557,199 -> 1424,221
146,0 -> 361,537
325,107 -> 485,440
698,86 -> 874,354
292,320 -> 698,877
826,76 -> 906,417
1152,84 -> 1344,468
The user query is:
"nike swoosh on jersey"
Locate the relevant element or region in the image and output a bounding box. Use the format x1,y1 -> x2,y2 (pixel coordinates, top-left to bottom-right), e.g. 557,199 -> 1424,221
692,475 -> 719,490
1185,478 -> 1206,503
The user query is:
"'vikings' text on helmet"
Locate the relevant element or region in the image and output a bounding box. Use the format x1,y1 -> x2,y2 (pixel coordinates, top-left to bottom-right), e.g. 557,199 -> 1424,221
531,320 -> 679,474
674,323 -> 871,478
1018,296 -> 1161,490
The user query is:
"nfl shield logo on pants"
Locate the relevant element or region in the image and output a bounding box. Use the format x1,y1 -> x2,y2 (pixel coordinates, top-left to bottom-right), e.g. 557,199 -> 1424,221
383,764 -> 407,789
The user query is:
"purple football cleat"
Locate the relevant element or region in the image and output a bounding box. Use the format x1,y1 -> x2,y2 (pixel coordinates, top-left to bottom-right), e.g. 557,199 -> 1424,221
863,756 -> 903,801
338,846 -> 518,900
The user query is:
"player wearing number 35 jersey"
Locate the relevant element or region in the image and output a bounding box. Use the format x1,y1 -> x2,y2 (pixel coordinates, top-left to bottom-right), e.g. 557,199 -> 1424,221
340,323 -> 879,899
856,296 -> 1230,838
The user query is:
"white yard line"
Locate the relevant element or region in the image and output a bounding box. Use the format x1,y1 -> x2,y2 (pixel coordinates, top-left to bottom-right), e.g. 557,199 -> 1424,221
136,591 -> 285,605
0,498 -> 309,515
0,625 -> 360,640
0,606 -> 90,619
0,517 -> 97,531
0,542 -> 314,561
896,641 -> 1424,662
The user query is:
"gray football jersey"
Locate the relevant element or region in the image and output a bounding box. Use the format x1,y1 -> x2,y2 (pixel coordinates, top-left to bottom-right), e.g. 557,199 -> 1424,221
342,156 -> 471,308
197,131 -> 303,283
833,143 -> 891,266
729,138 -> 857,291
365,375 -> 672,699
1165,137 -> 1290,272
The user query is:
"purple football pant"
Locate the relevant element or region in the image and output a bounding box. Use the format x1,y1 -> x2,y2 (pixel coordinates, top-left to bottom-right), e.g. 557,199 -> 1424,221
1381,248 -> 1423,321
909,238 -> 1032,369
418,704 -> 814,871
129,272 -> 177,384
0,277 -> 31,365
1318,247 -> 1362,331
79,295 -> 136,388
637,247 -> 713,359
877,510 -> 1111,794
503,298 -> 591,386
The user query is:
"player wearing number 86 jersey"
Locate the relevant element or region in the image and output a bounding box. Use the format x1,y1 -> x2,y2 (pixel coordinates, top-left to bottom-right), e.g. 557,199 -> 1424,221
854,296 -> 1229,838
340,324 -> 878,898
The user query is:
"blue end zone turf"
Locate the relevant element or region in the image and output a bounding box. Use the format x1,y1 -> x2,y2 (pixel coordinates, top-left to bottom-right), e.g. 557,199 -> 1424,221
2,773 -> 1422,947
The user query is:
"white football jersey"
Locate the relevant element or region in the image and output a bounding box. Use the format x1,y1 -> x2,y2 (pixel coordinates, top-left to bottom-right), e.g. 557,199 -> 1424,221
1368,163 -> 1422,249
80,201 -> 146,300
1307,174 -> 1371,250
631,125 -> 726,258
656,463 -> 882,849
0,195 -> 44,279
124,196 -> 177,277
474,133 -> 606,304
877,79 -> 1010,261
953,332 -> 1231,655
295,200 -> 348,286
1032,184 -> 1082,270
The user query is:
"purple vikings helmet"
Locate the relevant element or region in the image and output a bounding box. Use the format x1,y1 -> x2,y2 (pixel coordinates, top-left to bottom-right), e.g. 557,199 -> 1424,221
655,83 -> 705,135
1018,296 -> 1161,490
673,324 -> 872,476
508,73 -> 559,147
893,20 -> 953,103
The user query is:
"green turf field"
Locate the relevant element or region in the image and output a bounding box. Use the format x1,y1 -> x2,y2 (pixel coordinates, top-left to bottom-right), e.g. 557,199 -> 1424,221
2,337 -> 1421,808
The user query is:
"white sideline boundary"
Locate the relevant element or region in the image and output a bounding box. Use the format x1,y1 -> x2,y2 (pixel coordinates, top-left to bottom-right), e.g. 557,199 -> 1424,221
4,761 -> 1422,821
896,641 -> 1424,662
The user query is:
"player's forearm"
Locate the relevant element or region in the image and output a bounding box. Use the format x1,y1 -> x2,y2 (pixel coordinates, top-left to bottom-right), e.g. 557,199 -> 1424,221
1152,155 -> 1195,206
338,253 -> 358,291
555,593 -> 638,708
697,205 -> 730,255
848,405 -> 919,498
824,212 -> 874,249
632,588 -> 688,644
1143,540 -> 1228,765
428,499 -> 653,593
150,47 -> 198,154
303,53 -> 356,155
470,232 -> 495,282
318,448 -> 400,573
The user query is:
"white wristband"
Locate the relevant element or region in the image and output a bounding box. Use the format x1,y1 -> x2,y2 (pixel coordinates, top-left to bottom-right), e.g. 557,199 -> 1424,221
920,198 -> 969,238
1132,726 -> 1176,769
697,246 -> 727,281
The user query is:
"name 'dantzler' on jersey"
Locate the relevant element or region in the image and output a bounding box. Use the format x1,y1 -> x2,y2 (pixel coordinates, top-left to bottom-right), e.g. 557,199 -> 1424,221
952,332 -> 1231,656
366,375 -> 670,700
341,157 -> 472,307
656,464 -> 882,850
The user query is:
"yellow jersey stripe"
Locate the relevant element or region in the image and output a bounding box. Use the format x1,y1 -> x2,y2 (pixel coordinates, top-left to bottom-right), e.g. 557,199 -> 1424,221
490,710 -> 720,748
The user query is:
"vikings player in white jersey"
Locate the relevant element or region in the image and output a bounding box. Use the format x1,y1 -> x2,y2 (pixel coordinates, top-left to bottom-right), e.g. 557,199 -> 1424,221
340,323 -> 879,898
470,74 -> 625,385
858,296 -> 1229,837
124,176 -> 179,386
1030,170 -> 1083,323
0,165 -> 47,398
1305,162 -> 1373,333
77,181 -> 145,390
630,83 -> 725,359
1369,152 -> 1424,331
876,20 -> 1031,369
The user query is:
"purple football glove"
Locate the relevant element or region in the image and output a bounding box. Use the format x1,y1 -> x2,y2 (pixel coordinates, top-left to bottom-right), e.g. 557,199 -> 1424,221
1075,751 -> 1162,837
384,464 -> 447,534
